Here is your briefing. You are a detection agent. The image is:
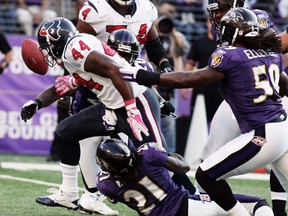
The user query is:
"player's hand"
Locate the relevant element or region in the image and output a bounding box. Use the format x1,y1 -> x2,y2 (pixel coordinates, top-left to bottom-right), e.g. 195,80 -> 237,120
55,75 -> 79,96
21,100 -> 39,122
119,67 -> 139,81
125,99 -> 149,141
159,60 -> 174,74
102,108 -> 118,131
160,101 -> 175,118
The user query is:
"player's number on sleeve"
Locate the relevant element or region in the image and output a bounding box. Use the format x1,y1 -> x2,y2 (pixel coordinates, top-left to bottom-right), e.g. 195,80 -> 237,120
252,64 -> 280,104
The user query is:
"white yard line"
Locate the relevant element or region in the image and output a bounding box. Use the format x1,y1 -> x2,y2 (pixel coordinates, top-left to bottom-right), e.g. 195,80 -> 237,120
0,161 -> 269,181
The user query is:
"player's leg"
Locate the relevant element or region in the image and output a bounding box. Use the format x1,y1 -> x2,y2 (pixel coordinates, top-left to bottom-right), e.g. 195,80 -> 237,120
36,104 -> 109,210
117,88 -> 166,148
78,136 -> 119,215
196,119 -> 288,215
187,194 -> 273,216
200,101 -> 240,161
195,131 -> 266,215
270,170 -> 288,216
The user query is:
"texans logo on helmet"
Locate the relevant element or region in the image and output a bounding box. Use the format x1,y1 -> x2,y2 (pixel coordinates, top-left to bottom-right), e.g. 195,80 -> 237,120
39,20 -> 61,41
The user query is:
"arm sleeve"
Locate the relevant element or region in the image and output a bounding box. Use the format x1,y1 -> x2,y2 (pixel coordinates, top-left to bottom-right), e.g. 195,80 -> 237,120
0,32 -> 12,54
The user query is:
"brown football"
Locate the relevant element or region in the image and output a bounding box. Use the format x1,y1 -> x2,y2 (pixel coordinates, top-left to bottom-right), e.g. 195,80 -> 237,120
21,39 -> 48,75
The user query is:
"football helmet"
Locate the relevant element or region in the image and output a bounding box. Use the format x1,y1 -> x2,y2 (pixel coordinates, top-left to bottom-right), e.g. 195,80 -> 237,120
207,0 -> 245,30
106,29 -> 139,64
96,138 -> 134,175
37,17 -> 76,66
219,7 -> 259,46
113,0 -> 134,7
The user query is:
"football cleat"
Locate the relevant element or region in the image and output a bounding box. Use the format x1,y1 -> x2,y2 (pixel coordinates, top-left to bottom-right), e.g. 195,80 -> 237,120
78,190 -> 119,215
36,188 -> 79,210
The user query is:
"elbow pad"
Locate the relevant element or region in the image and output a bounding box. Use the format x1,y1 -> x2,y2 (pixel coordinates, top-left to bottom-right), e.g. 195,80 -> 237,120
145,38 -> 168,67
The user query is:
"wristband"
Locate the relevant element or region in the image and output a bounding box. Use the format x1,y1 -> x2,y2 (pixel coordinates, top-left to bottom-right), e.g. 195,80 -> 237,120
124,99 -> 136,110
35,99 -> 43,109
136,69 -> 160,86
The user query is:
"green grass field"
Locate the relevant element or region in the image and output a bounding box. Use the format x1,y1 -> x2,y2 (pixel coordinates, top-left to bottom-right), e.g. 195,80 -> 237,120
0,154 -> 285,216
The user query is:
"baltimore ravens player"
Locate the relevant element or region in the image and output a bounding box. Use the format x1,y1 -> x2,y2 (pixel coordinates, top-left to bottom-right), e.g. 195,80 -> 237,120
120,7 -> 288,215
96,138 -> 274,216
21,17 -> 167,213
203,1 -> 288,215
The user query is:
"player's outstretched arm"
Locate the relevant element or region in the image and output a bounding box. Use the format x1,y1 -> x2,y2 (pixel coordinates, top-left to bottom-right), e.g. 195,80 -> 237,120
20,85 -> 75,122
120,66 -> 225,88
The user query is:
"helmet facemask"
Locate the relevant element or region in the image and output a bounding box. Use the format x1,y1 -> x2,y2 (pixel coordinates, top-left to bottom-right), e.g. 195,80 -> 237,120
207,0 -> 245,31
107,29 -> 140,65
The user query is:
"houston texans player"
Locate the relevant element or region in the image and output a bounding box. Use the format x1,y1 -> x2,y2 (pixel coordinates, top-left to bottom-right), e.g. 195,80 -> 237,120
74,0 -> 175,213
21,17 -> 167,213
96,138 -> 274,216
76,0 -> 173,73
120,7 -> 288,215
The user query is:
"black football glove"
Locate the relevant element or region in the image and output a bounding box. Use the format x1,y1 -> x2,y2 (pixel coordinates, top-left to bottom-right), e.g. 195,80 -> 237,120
159,60 -> 174,74
21,100 -> 39,122
160,101 -> 176,118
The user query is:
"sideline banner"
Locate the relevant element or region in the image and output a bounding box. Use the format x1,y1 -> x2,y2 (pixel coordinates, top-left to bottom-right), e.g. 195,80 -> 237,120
0,35 -> 63,155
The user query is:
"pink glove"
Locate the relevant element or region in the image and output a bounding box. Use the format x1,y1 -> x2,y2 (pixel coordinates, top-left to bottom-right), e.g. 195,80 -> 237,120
125,99 -> 149,141
55,75 -> 79,96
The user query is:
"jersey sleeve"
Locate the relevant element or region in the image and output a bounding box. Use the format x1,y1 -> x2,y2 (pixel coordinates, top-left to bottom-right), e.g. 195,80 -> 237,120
208,47 -> 234,74
137,143 -> 168,166
0,32 -> 11,54
78,1 -> 103,34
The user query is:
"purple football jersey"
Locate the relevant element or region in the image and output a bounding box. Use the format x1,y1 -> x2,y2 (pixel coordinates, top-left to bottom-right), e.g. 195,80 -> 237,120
209,46 -> 285,133
96,143 -> 189,216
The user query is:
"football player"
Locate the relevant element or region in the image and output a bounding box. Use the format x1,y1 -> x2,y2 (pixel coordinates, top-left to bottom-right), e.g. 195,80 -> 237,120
76,0 -> 173,73
21,17 -> 167,214
96,138 -> 274,216
119,7 -> 288,215
75,0 -> 175,213
203,1 -> 288,215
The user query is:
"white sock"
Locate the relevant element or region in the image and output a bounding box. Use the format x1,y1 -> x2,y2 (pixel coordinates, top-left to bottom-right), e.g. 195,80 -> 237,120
254,205 -> 274,216
60,162 -> 79,199
227,201 -> 250,216
271,191 -> 288,201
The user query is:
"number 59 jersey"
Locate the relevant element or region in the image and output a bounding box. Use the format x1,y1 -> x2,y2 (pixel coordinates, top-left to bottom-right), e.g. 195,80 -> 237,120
209,46 -> 285,133
62,33 -> 146,109
78,0 -> 158,47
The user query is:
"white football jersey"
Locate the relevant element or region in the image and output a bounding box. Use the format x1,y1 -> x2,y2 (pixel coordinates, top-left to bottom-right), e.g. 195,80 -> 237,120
62,33 -> 146,109
78,0 -> 158,47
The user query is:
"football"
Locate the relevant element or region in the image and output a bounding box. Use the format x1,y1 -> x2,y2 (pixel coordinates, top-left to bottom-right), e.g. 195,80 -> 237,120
21,39 -> 48,75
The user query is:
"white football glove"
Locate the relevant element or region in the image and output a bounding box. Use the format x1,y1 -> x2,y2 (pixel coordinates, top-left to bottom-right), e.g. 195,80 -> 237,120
102,108 -> 118,131
119,66 -> 139,81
